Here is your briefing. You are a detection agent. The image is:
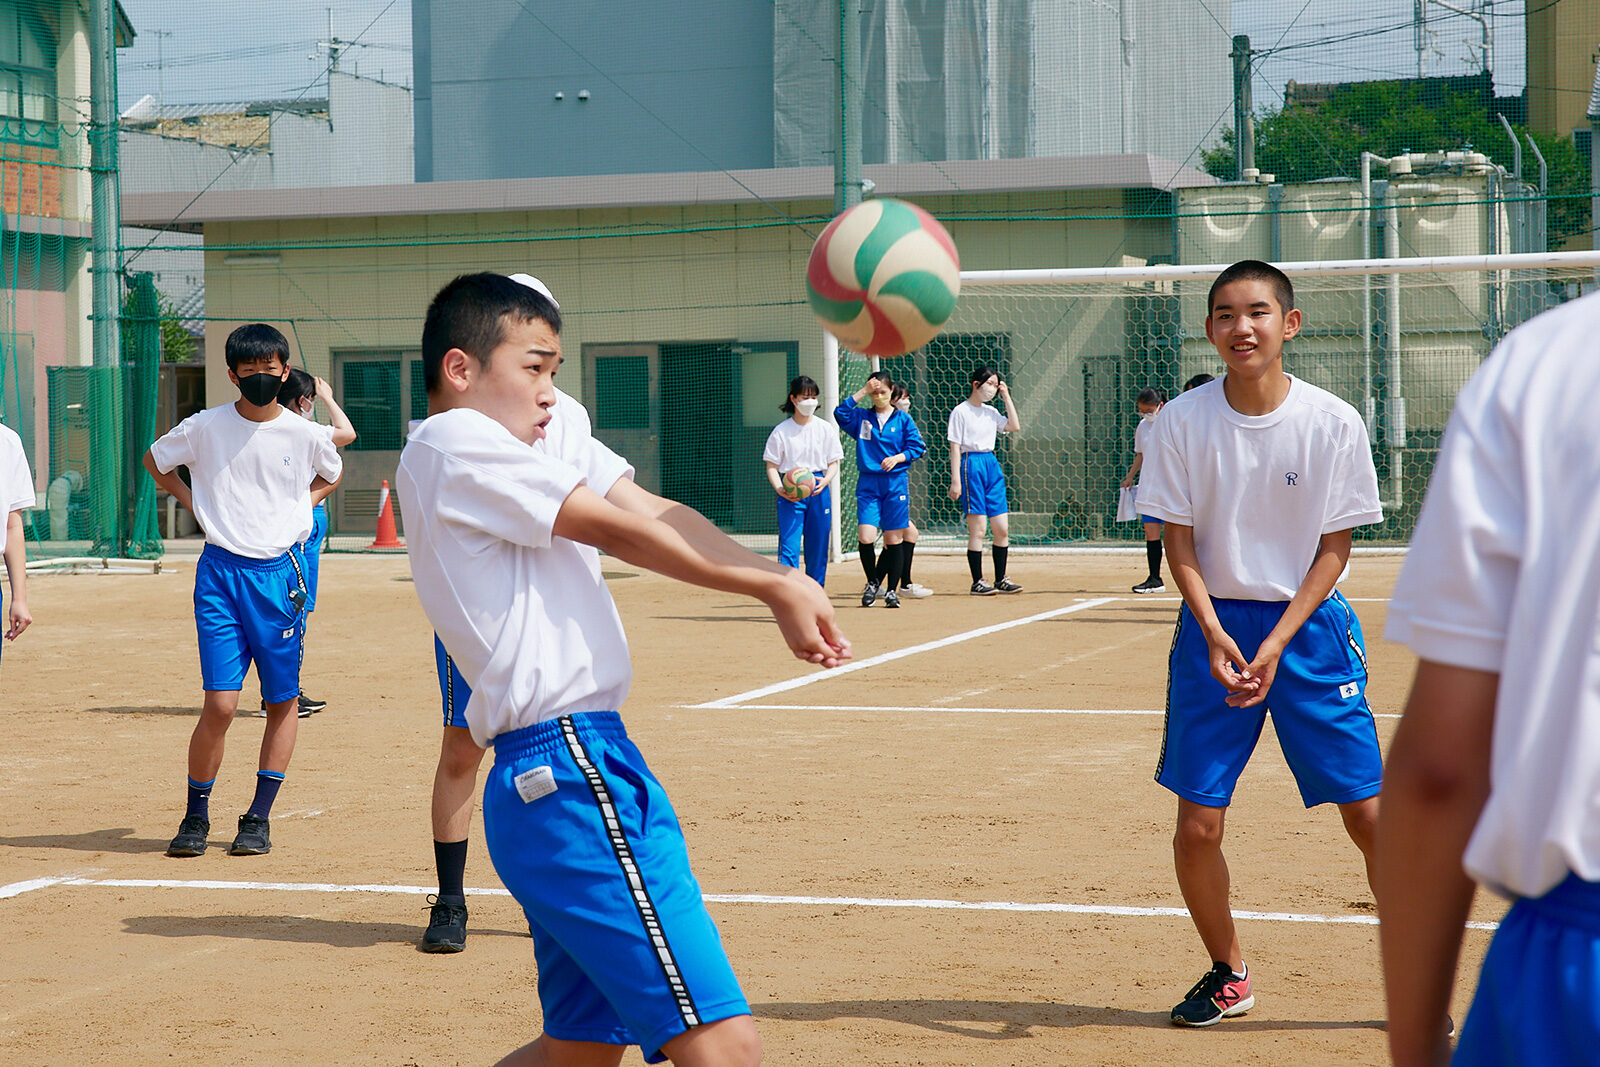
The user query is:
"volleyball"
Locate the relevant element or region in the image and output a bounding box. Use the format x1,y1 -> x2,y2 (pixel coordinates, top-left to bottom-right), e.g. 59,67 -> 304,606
781,467 -> 816,501
805,198 -> 961,357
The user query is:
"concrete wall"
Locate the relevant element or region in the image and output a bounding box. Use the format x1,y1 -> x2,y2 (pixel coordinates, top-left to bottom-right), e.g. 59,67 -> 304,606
414,0 -> 774,181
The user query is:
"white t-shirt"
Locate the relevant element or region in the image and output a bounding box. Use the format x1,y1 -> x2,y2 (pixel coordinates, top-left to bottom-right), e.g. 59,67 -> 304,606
149,403 -> 342,559
398,406 -> 632,747
1386,291 -> 1600,900
1137,376 -> 1383,601
1133,414 -> 1157,457
763,416 -> 844,474
947,401 -> 1008,452
0,422 -> 34,514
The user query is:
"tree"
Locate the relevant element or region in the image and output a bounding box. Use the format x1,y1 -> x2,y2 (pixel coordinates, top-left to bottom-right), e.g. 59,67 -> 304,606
120,287 -> 196,363
1202,79 -> 1588,251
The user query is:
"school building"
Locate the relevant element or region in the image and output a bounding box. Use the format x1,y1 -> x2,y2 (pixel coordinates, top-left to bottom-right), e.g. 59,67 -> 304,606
123,153 -> 1217,543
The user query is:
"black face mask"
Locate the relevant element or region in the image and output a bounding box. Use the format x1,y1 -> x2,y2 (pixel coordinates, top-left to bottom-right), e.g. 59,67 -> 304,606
236,372 -> 282,407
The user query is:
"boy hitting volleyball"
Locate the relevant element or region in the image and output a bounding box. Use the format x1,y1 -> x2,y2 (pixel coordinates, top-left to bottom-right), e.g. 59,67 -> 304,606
398,273 -> 849,1063
144,324 -> 342,858
1379,291 -> 1600,1066
1136,261 -> 1384,1026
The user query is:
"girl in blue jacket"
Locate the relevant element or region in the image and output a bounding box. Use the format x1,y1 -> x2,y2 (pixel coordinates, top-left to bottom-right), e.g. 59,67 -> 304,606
834,370 -> 926,608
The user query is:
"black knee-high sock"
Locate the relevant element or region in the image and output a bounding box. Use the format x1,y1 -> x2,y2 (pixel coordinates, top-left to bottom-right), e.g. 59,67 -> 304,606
902,541 -> 917,586
1146,539 -> 1163,580
883,543 -> 905,591
967,549 -> 984,583
859,541 -> 878,584
993,545 -> 1009,582
246,770 -> 284,819
435,838 -> 469,900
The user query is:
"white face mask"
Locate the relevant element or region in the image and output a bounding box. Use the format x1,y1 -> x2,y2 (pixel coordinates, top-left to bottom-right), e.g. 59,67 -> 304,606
298,402 -> 316,421
894,398 -> 910,413
1139,410 -> 1158,422
978,383 -> 998,402
795,397 -> 819,416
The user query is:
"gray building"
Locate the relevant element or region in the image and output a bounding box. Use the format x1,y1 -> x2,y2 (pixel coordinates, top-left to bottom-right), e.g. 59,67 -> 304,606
414,0 -> 1232,182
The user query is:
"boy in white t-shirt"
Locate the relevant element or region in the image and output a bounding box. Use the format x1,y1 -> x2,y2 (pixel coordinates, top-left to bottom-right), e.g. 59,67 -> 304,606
1378,291 -> 1600,1067
1137,260 -> 1385,1027
143,324 -> 343,859
398,272 -> 849,1065
0,420 -> 34,654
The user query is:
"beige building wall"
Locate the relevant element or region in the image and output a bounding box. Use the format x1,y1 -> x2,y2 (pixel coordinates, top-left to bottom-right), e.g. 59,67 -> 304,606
1528,0 -> 1600,136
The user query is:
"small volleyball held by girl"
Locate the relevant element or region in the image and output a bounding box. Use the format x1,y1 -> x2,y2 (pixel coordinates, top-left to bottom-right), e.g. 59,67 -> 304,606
763,375 -> 843,589
948,364 -> 1021,594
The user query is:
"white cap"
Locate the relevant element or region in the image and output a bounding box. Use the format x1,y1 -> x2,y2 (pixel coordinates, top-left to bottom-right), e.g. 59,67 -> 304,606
508,273 -> 559,309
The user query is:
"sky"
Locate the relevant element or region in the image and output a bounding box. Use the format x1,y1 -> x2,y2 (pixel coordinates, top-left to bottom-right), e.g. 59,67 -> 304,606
113,1 -> 1528,111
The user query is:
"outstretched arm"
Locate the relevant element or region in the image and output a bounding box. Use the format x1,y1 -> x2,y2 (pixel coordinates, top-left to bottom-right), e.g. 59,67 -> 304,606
573,480 -> 851,666
1379,659 -> 1496,1067
557,483 -> 851,666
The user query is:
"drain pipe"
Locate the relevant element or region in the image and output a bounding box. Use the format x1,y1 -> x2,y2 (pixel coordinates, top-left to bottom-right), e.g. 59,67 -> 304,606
1360,152 -> 1379,436
1383,182 -> 1405,512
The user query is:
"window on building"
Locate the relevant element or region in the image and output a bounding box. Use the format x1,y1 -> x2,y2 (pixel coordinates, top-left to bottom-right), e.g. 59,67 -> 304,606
0,5 -> 56,142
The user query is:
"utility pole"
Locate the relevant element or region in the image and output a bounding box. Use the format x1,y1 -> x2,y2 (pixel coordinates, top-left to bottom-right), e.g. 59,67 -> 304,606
1231,35 -> 1255,180
835,0 -> 862,214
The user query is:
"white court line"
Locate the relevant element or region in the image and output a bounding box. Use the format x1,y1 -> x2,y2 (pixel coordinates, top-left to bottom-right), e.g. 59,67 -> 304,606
0,875 -> 1494,931
688,703 -> 1403,719
0,875 -> 75,900
691,597 -> 1119,708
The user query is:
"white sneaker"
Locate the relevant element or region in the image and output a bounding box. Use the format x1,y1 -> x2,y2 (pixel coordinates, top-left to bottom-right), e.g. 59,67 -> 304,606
902,583 -> 934,598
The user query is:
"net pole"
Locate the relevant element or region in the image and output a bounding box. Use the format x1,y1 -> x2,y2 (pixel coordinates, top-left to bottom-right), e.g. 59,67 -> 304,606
822,331 -> 841,564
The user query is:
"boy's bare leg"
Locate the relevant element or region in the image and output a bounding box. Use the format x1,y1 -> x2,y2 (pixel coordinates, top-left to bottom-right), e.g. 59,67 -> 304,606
493,1017 -> 759,1067
258,697 -> 300,773
1173,798 -> 1244,970
495,1036 -> 627,1067
187,690 -> 241,782
432,725 -> 487,840
1338,795 -> 1381,894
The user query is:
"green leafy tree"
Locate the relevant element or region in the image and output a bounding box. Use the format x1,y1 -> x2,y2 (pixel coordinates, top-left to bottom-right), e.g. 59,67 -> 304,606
1202,79 -> 1588,250
120,288 -> 196,363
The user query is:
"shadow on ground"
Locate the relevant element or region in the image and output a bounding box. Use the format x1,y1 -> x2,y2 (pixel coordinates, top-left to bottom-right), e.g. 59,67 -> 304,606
0,827 -> 169,854
753,999 -> 1383,1038
122,913 -> 530,950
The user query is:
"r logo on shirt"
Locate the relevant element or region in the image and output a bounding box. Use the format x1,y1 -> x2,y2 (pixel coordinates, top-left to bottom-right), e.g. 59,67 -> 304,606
283,457 -> 292,467
1285,472 -> 1299,486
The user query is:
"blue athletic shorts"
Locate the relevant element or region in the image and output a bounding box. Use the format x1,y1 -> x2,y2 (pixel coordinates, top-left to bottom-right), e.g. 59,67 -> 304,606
194,543 -> 308,702
959,451 -> 1009,517
1454,874 -> 1600,1066
1155,591 -> 1382,808
855,470 -> 910,531
433,634 -> 471,730
301,502 -> 328,611
483,713 -> 749,1061
1139,514 -> 1164,527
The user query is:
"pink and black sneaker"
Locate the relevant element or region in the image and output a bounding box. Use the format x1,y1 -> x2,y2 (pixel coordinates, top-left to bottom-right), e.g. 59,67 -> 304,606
1171,961 -> 1254,1026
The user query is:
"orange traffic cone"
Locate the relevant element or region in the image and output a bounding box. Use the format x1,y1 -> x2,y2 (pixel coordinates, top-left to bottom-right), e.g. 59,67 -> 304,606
368,479 -> 404,549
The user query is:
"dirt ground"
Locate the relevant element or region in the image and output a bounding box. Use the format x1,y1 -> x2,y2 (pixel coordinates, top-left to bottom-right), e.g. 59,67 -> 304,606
0,549 -> 1497,1066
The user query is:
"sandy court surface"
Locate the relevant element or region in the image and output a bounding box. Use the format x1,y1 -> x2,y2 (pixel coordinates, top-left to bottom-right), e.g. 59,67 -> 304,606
0,549 -> 1497,1065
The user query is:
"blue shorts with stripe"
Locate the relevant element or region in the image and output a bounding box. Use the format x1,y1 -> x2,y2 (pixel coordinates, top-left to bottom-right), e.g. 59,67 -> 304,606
958,451 -> 1009,517
193,543 -> 308,703
855,470 -> 910,531
1155,591 -> 1382,808
483,712 -> 749,1061
300,502 -> 328,611
433,634 -> 470,730
1454,873 -> 1600,1066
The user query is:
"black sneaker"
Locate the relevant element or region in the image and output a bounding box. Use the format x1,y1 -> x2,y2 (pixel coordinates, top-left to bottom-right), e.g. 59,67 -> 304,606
166,814 -> 210,857
1132,576 -> 1166,594
995,577 -> 1023,594
298,691 -> 327,715
229,813 -> 272,856
422,894 -> 469,953
860,581 -> 879,607
1171,961 -> 1253,1027
883,589 -> 900,608
970,580 -> 997,596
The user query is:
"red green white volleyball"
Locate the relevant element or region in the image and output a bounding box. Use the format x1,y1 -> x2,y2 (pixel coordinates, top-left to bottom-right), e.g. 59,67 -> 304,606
805,198 -> 961,357
781,468 -> 816,501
